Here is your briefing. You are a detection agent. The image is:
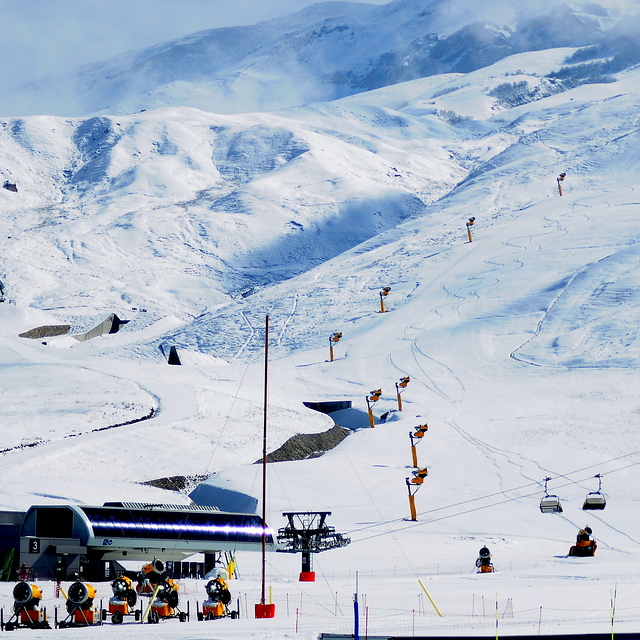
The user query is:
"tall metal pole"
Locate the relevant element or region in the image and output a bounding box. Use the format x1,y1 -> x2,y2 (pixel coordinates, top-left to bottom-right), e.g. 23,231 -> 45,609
261,315 -> 269,606
353,571 -> 360,640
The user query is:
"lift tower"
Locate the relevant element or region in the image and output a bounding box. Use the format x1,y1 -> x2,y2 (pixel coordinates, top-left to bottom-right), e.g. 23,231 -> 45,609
277,512 -> 350,582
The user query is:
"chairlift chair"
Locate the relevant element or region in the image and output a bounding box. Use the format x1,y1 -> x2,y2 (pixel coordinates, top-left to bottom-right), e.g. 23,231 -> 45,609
539,477 -> 563,513
583,474 -> 606,511
540,495 -> 563,513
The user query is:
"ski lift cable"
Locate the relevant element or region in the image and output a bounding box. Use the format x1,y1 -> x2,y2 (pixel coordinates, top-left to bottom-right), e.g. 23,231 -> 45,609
345,457 -> 640,542
344,476 -> 542,536
262,556 -> 341,616
354,460 -> 640,544
271,319 -> 640,543
202,357 -> 253,476
269,462 -> 295,512
557,507 -> 640,550
275,337 -> 425,581
353,488 -> 545,544
345,448 -> 640,536
279,337 -> 324,403
265,327 -> 421,577
336,439 -> 423,578
354,476 -> 600,546
316,557 -> 346,616
402,460 -> 640,538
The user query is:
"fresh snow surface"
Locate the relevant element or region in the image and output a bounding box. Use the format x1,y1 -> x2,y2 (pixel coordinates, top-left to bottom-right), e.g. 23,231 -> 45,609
2,32 -> 640,640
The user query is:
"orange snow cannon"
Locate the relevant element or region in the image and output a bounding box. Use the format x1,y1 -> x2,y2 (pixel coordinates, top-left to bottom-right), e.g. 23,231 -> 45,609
413,424 -> 428,438
409,425 -> 429,467
366,388 -> 382,427
148,578 -> 188,623
466,217 -> 476,242
58,581 -> 101,628
379,286 -> 391,312
198,573 -> 237,621
328,332 -> 343,361
557,172 -> 567,195
475,546 -> 495,573
3,582 -> 50,630
396,376 -> 411,410
108,576 -> 139,624
410,468 -> 428,484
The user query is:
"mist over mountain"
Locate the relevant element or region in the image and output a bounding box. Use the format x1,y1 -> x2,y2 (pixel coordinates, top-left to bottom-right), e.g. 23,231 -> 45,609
3,0 -> 639,118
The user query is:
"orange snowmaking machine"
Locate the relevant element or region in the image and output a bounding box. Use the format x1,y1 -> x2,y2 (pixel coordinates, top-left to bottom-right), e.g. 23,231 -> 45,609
108,575 -> 140,624
57,580 -> 102,628
1,582 -> 51,630
198,571 -> 238,620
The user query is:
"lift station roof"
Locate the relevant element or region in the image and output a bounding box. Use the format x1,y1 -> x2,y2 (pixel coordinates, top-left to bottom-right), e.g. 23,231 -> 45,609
19,503 -> 275,561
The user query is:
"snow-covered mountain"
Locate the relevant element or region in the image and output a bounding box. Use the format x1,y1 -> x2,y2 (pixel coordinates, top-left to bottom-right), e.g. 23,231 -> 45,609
2,3 -> 640,638
4,0 -> 640,117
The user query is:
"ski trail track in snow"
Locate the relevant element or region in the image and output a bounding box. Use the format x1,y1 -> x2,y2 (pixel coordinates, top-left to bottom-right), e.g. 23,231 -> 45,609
0,328 -> 198,470
376,191 -> 640,554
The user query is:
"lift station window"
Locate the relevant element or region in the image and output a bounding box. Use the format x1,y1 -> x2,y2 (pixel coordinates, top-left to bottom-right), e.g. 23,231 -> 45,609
35,508 -> 73,538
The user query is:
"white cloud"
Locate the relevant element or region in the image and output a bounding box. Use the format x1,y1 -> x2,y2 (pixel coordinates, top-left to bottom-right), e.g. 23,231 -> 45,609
0,0 -> 390,88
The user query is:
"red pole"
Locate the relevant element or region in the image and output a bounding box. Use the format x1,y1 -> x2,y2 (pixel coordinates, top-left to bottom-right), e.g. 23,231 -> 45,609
261,315 -> 269,606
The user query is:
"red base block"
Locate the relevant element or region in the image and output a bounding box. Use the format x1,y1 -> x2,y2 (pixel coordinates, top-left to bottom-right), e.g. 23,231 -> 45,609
299,571 -> 316,582
255,603 -> 276,618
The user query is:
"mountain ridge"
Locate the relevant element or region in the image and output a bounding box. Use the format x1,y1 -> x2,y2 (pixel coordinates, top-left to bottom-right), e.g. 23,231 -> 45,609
3,0 -> 638,118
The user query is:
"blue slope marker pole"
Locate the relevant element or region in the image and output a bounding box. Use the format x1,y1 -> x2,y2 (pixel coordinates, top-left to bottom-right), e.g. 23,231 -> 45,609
353,571 -> 359,640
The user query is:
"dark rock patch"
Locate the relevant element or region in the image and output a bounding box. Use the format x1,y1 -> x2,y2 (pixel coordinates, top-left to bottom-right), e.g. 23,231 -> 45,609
19,325 -> 71,339
257,424 -> 350,464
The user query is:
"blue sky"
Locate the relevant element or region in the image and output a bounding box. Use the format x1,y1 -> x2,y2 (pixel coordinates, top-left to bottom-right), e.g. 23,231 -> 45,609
0,0 -> 390,87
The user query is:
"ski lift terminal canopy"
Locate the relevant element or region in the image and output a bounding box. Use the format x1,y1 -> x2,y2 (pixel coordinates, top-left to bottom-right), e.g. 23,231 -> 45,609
18,503 -> 275,561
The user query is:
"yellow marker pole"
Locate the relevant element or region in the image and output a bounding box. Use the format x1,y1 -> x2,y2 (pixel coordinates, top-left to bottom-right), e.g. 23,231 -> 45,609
366,391 -> 380,428
379,288 -> 391,313
329,333 -> 342,362
142,584 -> 162,624
226,558 -> 236,580
466,217 -> 476,242
269,585 -> 273,605
557,179 -> 563,196
408,493 -> 417,521
418,580 -> 444,617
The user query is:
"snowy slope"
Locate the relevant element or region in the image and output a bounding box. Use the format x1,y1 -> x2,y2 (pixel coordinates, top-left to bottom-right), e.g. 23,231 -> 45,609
2,10 -> 640,640
0,104 -> 463,322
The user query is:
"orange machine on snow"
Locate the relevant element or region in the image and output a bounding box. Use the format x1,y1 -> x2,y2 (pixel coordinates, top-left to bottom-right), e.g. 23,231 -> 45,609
58,580 -> 102,628
1,582 -> 50,630
108,575 -> 139,624
198,571 -> 238,620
